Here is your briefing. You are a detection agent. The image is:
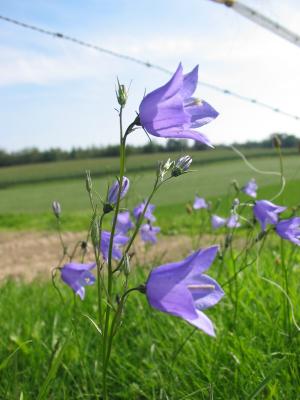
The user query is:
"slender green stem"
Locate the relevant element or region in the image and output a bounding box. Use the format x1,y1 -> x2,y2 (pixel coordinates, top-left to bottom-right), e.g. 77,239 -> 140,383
102,108 -> 137,399
281,238 -> 291,337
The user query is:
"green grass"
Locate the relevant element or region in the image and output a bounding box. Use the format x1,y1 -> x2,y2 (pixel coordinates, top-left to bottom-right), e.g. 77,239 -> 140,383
0,154 -> 299,231
1,237 -> 299,399
1,151 -> 300,398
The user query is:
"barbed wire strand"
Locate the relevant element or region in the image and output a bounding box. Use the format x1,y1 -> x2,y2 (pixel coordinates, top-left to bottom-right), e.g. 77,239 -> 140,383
209,1 -> 300,49
0,14 -> 299,121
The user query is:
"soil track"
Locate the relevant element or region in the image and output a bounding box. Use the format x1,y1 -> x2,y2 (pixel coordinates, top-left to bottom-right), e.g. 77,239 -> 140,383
0,231 -> 216,281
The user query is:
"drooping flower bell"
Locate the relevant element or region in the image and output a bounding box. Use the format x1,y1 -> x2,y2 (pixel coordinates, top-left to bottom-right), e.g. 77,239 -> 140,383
139,63 -> 218,146
254,200 -> 286,231
140,223 -> 160,244
116,211 -> 134,235
133,200 -> 156,222
226,214 -> 241,229
100,230 -> 128,261
60,262 -> 96,300
109,177 -> 130,204
242,178 -> 258,198
193,196 -> 208,210
211,214 -> 226,229
275,217 -> 300,246
145,246 -> 224,336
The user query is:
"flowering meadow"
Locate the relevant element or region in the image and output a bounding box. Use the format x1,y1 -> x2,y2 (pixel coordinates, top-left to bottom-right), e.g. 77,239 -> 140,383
1,65 -> 300,399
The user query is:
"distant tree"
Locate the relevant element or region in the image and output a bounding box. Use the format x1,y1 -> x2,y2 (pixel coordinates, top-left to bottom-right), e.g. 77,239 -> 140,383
166,139 -> 188,152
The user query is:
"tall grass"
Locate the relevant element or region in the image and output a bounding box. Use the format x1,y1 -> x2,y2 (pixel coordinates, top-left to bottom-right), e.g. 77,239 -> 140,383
1,238 -> 299,399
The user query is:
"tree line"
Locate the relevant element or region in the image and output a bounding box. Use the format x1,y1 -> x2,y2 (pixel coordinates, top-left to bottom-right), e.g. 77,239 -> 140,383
0,133 -> 298,167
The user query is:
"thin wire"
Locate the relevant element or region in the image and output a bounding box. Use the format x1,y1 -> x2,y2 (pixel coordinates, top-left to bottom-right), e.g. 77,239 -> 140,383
0,14 -> 299,121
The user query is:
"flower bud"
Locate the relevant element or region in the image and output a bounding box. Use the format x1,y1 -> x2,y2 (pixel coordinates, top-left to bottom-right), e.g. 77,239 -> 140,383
116,79 -> 128,107
52,201 -> 61,218
272,135 -> 282,149
91,220 -> 100,249
232,198 -> 240,210
171,155 -> 192,177
85,170 -> 93,193
107,177 -> 130,205
123,254 -> 131,276
185,203 -> 193,214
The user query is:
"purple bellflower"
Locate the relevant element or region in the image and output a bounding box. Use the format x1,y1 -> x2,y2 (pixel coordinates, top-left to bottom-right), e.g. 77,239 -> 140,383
60,262 -> 96,300
193,196 -> 208,210
100,230 -> 128,261
254,200 -> 286,231
116,211 -> 134,235
211,214 -> 226,229
139,63 -> 218,146
226,214 -> 241,229
276,217 -> 300,246
146,246 -> 224,336
107,177 -> 130,205
242,178 -> 258,198
133,201 -> 156,222
140,223 -> 160,244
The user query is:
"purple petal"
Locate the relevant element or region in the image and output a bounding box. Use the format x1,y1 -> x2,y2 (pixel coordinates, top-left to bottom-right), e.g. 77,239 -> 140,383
187,274 -> 224,309
147,281 -> 198,320
211,215 -> 226,229
185,100 -> 219,129
186,310 -> 216,336
180,65 -> 198,99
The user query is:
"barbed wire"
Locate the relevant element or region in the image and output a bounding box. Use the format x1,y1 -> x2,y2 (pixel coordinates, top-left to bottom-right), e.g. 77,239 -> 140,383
0,14 -> 299,121
209,1 -> 300,49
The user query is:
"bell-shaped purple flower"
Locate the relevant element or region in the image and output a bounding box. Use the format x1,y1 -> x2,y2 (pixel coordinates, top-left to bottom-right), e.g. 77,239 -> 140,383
193,196 -> 208,210
133,201 -> 156,222
140,223 -> 160,244
139,63 -> 218,146
100,230 -> 128,261
60,262 -> 96,300
116,211 -> 134,235
242,178 -> 258,198
146,246 -> 224,336
107,177 -> 130,205
276,217 -> 300,246
226,214 -> 241,229
211,214 -> 226,229
254,200 -> 286,231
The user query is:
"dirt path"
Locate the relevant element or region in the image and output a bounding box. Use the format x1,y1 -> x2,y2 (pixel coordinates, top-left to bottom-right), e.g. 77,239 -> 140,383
0,231 -> 217,281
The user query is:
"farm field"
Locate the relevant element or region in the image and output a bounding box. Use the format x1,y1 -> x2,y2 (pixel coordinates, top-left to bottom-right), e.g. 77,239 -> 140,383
0,150 -> 299,232
0,149 -> 300,399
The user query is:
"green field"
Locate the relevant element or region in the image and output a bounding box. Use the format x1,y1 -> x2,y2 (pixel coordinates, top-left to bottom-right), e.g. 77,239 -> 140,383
0,150 -> 299,231
0,147 -> 297,188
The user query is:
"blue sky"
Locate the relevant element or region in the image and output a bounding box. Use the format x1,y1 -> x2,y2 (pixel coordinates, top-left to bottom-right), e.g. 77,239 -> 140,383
0,0 -> 300,151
